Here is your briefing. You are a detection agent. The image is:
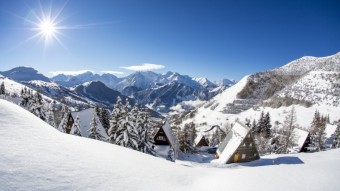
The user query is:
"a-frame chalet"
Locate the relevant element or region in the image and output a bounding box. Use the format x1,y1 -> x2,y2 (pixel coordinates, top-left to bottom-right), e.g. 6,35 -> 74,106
66,108 -> 108,139
216,121 -> 259,164
153,120 -> 175,146
195,135 -> 209,147
294,128 -> 311,152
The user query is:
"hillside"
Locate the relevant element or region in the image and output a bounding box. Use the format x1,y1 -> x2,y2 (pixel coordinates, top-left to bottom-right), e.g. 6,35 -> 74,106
1,99 -> 340,191
178,53 -> 340,129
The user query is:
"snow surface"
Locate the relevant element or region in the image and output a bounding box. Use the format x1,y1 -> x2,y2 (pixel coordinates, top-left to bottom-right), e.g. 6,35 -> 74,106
1,99 -> 340,191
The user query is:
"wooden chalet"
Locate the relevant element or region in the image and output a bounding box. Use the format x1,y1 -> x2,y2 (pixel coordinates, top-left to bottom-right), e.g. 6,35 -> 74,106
216,121 -> 260,164
294,128 -> 311,152
153,120 -> 175,146
195,135 -> 209,147
66,108 -> 108,138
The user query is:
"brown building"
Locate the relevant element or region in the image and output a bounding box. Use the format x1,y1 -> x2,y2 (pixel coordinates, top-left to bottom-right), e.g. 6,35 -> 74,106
216,121 -> 260,164
195,135 -> 209,147
153,120 -> 175,146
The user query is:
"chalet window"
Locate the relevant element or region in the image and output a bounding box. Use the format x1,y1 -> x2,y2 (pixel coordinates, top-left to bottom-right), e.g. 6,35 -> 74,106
242,154 -> 246,159
157,136 -> 166,141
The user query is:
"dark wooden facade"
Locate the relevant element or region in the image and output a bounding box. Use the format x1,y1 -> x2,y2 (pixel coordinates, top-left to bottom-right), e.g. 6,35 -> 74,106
66,113 -> 74,134
300,134 -> 311,152
153,127 -> 171,145
226,132 -> 260,164
196,136 -> 209,147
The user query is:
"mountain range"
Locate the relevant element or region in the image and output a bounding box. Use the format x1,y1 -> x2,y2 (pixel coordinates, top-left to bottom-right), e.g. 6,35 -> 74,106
0,67 -> 234,112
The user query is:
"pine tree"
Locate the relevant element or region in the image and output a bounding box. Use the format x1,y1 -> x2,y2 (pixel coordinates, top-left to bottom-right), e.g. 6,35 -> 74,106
29,91 -> 46,121
309,110 -> 327,151
333,123 -> 340,148
166,146 -> 176,162
279,107 -> 298,154
257,111 -> 265,133
58,105 -> 69,133
45,103 -> 56,128
0,82 -> 5,95
136,107 -> 155,155
70,116 -> 82,136
182,122 -> 196,153
88,113 -> 105,141
100,108 -> 110,133
108,96 -> 123,143
115,99 -> 138,149
264,112 -> 272,139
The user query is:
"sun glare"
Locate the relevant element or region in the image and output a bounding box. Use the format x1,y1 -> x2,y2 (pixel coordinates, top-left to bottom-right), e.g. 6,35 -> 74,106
39,19 -> 56,38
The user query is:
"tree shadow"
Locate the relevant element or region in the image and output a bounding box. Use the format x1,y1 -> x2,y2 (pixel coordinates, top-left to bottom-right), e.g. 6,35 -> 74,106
239,156 -> 304,167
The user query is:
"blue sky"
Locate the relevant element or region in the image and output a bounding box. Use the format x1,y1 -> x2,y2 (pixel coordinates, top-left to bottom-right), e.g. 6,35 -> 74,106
0,0 -> 339,81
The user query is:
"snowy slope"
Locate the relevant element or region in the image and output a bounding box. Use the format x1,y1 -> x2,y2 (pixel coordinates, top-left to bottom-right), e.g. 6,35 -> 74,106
275,71 -> 340,107
0,66 -> 50,82
1,99 -> 340,191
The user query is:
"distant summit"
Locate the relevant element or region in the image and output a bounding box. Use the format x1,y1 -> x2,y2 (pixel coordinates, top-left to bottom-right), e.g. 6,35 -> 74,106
0,66 -> 50,82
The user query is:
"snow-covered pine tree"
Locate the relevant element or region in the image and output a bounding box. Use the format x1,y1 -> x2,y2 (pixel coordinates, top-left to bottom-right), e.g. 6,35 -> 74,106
100,108 -> 110,133
333,123 -> 340,148
166,146 -> 176,162
29,90 -> 46,121
70,116 -> 82,136
256,111 -> 266,135
45,103 -> 56,128
88,113 -> 105,141
136,107 -> 155,155
279,107 -> 298,154
58,105 -> 69,133
115,98 -> 138,149
19,87 -> 30,108
0,82 -> 5,95
108,96 -> 123,143
309,110 -> 327,151
182,122 -> 196,153
264,112 -> 272,139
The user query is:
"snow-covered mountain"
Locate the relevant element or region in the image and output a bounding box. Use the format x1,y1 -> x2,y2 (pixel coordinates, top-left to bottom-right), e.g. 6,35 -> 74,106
1,99 -> 340,191
0,66 -> 51,82
176,52 -> 340,130
193,77 -> 217,88
73,81 -> 135,107
50,70 -> 235,112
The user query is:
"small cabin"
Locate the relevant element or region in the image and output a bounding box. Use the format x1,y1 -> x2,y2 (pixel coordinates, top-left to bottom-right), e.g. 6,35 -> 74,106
294,128 -> 311,152
195,135 -> 209,147
216,121 -> 260,164
153,120 -> 175,146
66,108 -> 108,139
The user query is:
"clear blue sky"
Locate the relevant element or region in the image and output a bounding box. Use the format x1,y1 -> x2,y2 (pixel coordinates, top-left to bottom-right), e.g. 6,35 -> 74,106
0,0 -> 339,81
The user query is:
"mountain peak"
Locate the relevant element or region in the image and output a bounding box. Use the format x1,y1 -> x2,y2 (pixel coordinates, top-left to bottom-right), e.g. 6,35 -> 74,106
0,66 -> 50,82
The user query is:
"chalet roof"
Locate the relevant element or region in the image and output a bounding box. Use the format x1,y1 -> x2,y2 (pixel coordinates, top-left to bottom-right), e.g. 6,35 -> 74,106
293,128 -> 309,151
217,121 -> 250,164
71,108 -> 108,139
194,135 -> 206,146
161,120 -> 175,146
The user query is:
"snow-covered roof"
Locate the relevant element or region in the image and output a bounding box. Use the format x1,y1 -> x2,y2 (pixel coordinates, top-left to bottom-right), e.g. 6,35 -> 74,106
293,128 -> 309,151
161,120 -> 175,146
217,121 -> 250,164
325,124 -> 337,147
71,108 -> 108,138
194,134 -> 204,145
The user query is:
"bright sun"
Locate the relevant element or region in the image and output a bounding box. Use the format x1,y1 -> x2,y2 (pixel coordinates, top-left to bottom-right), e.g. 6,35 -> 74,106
39,19 -> 57,39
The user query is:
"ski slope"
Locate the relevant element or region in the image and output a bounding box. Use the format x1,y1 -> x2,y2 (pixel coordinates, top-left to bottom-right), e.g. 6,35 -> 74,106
1,99 -> 340,191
